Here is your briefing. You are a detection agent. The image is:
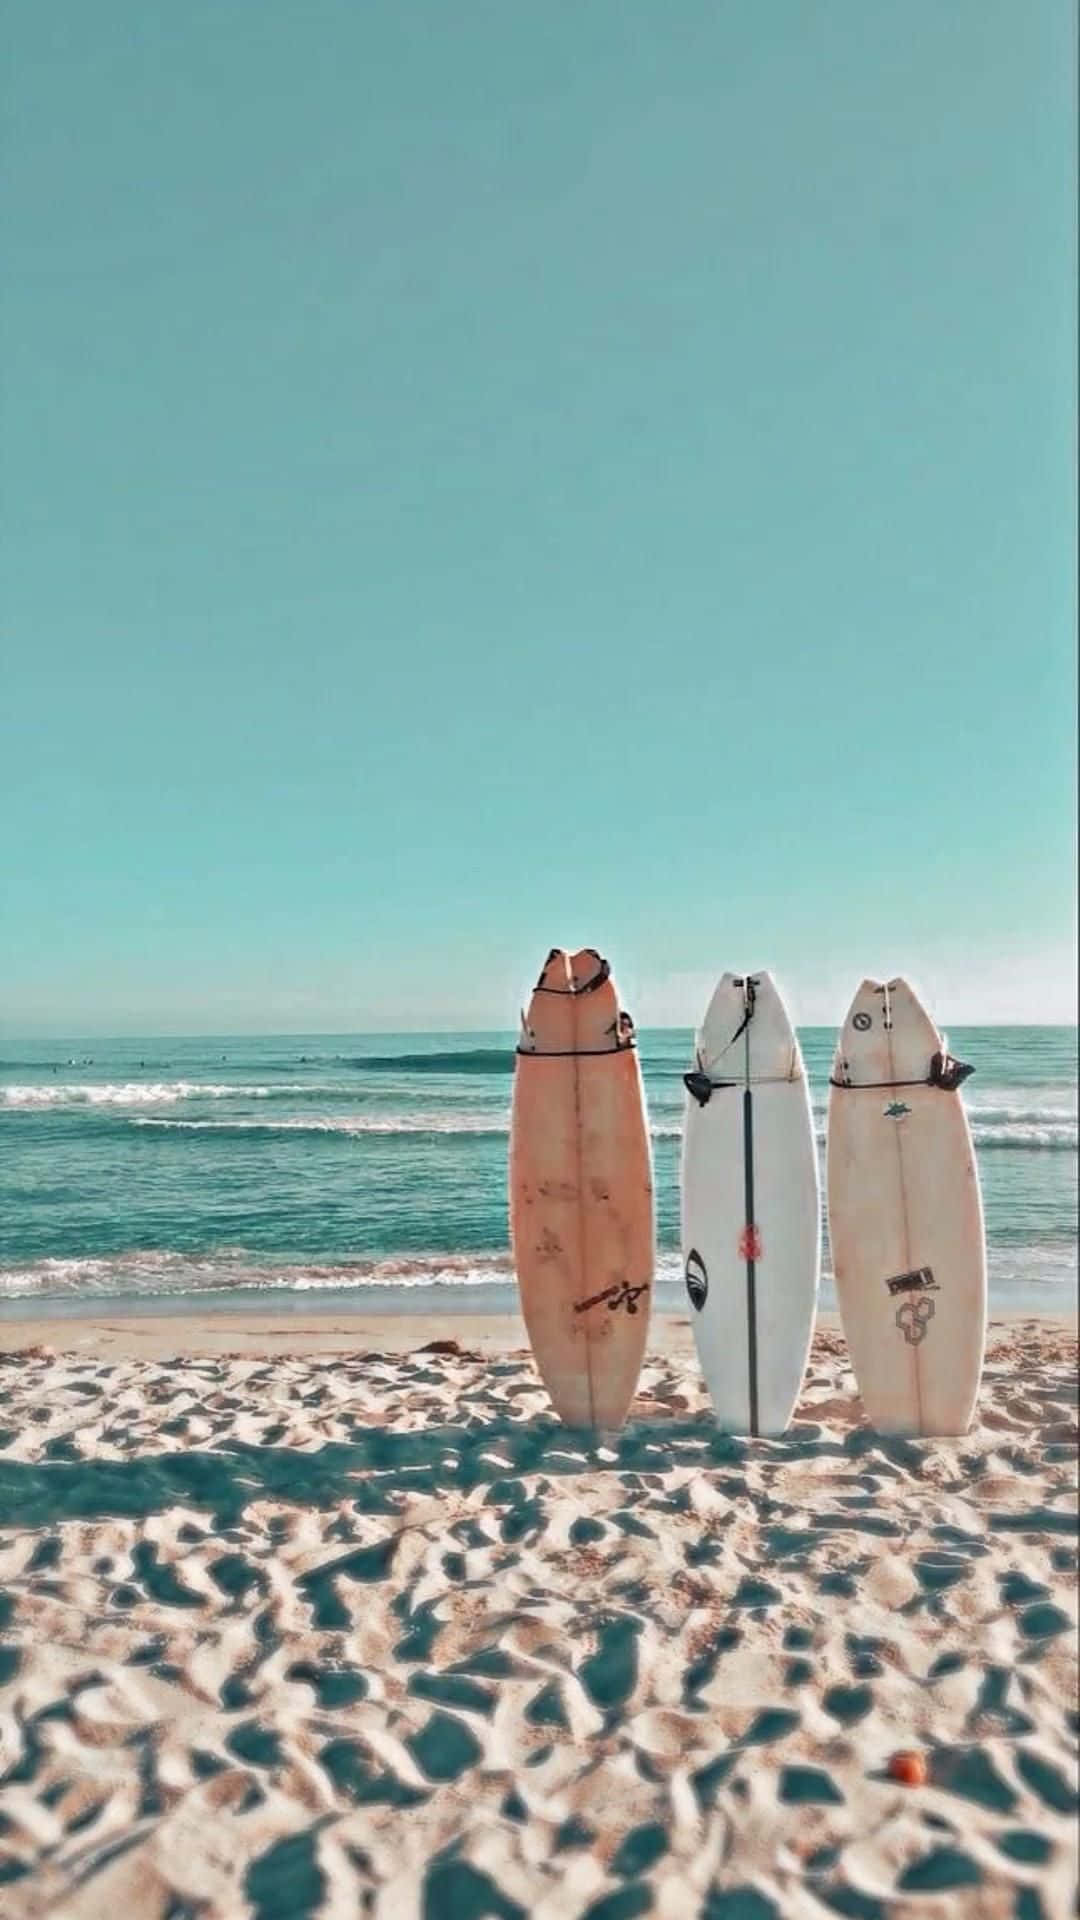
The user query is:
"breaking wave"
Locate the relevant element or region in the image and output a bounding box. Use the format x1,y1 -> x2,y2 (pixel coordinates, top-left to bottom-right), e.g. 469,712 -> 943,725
5,1095 -> 1074,1150
0,1246 -> 692,1303
133,1114 -> 509,1137
1,1081 -> 339,1110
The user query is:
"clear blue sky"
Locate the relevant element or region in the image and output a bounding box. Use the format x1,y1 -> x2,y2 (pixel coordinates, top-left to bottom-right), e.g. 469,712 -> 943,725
3,1 -> 1075,1033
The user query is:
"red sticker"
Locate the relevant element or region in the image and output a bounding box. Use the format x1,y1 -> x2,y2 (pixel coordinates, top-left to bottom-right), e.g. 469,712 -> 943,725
738,1224 -> 762,1261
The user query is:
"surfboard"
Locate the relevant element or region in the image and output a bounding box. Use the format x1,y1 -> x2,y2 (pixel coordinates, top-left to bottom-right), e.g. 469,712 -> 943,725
509,946 -> 654,1429
827,977 -> 986,1435
680,971 -> 819,1434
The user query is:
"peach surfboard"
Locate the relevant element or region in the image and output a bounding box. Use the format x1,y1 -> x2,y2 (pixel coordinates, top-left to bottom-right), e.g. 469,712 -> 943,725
509,947 -> 654,1429
827,977 -> 987,1436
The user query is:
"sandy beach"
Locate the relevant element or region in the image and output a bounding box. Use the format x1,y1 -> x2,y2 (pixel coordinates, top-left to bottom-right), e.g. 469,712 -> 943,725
0,1314 -> 1076,1918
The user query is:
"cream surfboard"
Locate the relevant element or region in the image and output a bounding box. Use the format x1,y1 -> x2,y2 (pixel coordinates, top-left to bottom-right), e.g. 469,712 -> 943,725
827,977 -> 986,1435
509,947 -> 654,1429
680,972 -> 819,1435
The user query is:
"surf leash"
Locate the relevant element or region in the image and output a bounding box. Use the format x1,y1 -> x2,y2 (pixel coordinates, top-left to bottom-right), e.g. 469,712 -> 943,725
516,1043 -> 636,1057
532,950 -> 611,995
727,973 -> 758,1046
682,1069 -> 802,1106
829,1050 -> 974,1092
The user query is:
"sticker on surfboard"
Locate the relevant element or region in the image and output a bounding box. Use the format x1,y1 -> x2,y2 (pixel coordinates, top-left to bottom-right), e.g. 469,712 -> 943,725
573,1280 -> 649,1317
884,1265 -> 938,1296
884,1266 -> 940,1346
684,1249 -> 708,1312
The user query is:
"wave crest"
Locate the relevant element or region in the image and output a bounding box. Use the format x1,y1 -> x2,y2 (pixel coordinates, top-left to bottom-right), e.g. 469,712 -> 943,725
134,1114 -> 509,1137
2,1081 -> 345,1110
0,1246 -> 692,1302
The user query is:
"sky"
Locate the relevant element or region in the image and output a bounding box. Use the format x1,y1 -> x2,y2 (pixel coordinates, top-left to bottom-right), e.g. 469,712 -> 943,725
2,1 -> 1076,1034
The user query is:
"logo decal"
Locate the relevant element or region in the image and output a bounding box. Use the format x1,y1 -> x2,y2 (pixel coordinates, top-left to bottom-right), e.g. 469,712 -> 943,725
853,1011 -> 873,1031
573,1280 -> 650,1317
884,1267 -> 939,1346
884,1101 -> 911,1119
685,1249 -> 708,1312
896,1297 -> 935,1345
738,1224 -> 763,1262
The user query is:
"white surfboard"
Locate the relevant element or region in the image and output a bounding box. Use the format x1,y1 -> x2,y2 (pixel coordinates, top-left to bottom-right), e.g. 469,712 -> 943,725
827,977 -> 986,1435
680,972 -> 819,1434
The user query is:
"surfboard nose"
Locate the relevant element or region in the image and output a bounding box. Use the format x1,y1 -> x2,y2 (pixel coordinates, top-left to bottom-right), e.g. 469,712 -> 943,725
835,978 -> 910,1085
846,979 -> 883,1031
535,949 -> 571,994
699,972 -> 742,1054
698,971 -> 763,1068
697,970 -> 799,1078
567,948 -> 610,994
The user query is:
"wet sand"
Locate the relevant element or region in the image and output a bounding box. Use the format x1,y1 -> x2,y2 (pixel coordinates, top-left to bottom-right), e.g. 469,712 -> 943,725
0,1305 -> 1070,1358
0,1316 -> 1075,1916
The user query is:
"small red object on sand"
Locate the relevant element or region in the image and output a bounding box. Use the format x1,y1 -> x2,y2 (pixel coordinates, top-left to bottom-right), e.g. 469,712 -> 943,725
888,1751 -> 928,1786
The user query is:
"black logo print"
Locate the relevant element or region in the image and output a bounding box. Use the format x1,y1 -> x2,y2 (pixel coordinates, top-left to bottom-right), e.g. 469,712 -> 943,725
884,1266 -> 938,1297
573,1280 -> 650,1317
685,1249 -> 708,1312
853,1011 -> 873,1031
884,1266 -> 939,1345
896,1297 -> 935,1345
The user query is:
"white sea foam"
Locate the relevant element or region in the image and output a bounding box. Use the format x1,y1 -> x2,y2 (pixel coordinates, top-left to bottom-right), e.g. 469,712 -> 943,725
133,1114 -> 510,1136
968,1100 -> 1078,1121
0,1243 -> 1072,1307
970,1121 -> 1078,1150
0,1249 -> 521,1299
0,1247 -> 695,1301
0,1081 -> 325,1109
7,1077 -> 1075,1151
8,1096 -> 1072,1148
0,1250 -> 215,1297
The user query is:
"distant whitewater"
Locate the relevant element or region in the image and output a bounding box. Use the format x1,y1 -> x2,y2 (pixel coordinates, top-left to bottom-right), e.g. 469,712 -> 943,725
1,1028 -> 1075,1316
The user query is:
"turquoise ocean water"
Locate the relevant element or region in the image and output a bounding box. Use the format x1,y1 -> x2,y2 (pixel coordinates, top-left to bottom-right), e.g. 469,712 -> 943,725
0,1028 -> 1075,1319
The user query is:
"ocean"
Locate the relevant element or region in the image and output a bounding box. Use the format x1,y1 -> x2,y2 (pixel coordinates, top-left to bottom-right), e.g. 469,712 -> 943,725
1,1028 -> 1075,1320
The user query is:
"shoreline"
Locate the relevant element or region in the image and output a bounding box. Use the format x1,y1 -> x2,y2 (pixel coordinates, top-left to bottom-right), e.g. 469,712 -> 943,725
0,1304 -> 1072,1358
